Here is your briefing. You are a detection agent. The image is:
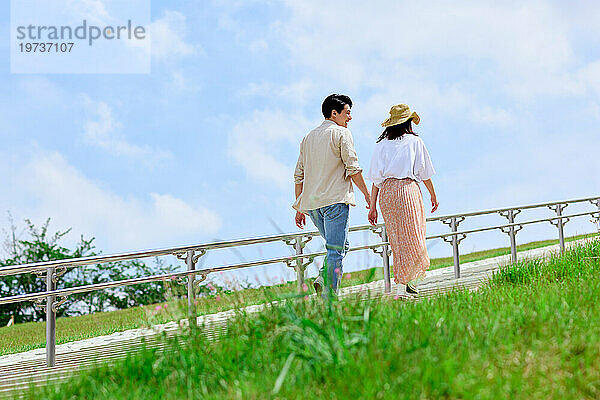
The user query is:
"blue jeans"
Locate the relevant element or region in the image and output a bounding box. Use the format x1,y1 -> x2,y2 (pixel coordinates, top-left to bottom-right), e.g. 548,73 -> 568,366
308,203 -> 350,295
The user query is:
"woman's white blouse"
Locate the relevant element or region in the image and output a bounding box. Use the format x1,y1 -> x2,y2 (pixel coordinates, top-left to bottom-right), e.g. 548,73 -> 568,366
367,134 -> 435,188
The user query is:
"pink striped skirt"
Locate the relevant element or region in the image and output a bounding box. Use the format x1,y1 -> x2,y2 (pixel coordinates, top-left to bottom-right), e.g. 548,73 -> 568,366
379,178 -> 430,284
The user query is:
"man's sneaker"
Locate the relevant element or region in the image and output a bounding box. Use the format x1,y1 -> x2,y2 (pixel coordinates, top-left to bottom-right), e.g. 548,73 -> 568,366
406,284 -> 419,295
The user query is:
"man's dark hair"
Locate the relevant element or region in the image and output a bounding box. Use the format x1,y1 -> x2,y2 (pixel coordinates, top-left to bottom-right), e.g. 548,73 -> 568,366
376,119 -> 418,143
322,94 -> 352,118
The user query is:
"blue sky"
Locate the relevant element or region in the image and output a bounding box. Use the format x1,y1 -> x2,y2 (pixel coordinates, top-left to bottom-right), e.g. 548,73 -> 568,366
1,1 -> 599,283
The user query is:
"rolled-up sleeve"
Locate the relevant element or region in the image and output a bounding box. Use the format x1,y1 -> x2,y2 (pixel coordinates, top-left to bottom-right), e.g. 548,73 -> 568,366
339,130 -> 362,179
415,138 -> 436,181
293,145 -> 304,184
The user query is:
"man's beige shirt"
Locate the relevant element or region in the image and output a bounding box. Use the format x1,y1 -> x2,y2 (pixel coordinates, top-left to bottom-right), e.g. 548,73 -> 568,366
293,120 -> 362,213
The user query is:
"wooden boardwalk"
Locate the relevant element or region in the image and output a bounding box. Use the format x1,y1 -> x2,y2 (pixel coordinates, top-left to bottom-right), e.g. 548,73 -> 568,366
0,240 -> 583,397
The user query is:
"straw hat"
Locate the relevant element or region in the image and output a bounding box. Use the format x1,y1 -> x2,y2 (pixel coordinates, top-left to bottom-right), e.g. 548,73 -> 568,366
381,104 -> 420,127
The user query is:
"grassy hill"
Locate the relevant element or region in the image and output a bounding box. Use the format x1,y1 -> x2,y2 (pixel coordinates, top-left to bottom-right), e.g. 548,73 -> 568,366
23,237 -> 600,399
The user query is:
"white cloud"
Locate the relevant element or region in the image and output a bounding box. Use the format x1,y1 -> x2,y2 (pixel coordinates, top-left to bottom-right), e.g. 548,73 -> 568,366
352,77 -> 472,128
263,0 -> 600,116
0,149 -> 221,251
82,95 -> 172,161
62,1 -> 198,62
469,106 -> 514,127
17,76 -> 68,110
218,0 -> 597,136
148,10 -> 199,60
237,80 -> 314,104
214,0 -> 600,220
280,1 -> 573,85
64,0 -> 112,25
228,109 -> 313,188
249,39 -> 269,53
577,61 -> 600,96
112,9 -> 198,63
170,71 -> 186,91
441,126 -> 600,210
164,71 -> 202,94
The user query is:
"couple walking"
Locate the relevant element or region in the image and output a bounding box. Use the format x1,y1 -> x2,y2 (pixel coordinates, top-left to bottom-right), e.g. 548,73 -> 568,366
293,94 -> 438,298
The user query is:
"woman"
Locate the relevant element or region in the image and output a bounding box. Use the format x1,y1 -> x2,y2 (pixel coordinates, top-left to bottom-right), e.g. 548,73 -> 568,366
367,104 -> 439,296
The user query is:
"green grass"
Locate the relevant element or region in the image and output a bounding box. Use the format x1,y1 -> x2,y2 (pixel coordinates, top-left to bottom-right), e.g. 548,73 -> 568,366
1,232 -> 597,357
25,238 -> 600,399
0,306 -> 150,356
335,231 -> 598,286
0,283 -> 297,356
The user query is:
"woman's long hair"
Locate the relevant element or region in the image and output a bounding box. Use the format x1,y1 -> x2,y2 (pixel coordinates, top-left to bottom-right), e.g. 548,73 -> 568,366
376,119 -> 418,143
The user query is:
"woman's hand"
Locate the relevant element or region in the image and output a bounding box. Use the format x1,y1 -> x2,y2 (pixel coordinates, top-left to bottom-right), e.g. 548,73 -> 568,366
422,179 -> 439,213
431,195 -> 439,213
368,207 -> 378,226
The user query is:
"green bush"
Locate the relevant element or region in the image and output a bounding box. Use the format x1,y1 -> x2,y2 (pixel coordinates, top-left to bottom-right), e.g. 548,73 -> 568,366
0,218 -> 176,325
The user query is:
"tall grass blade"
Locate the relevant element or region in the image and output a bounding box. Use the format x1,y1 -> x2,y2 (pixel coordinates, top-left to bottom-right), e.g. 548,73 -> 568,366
272,352 -> 295,395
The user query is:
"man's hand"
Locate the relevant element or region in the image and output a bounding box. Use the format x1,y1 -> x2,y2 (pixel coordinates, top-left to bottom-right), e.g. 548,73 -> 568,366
350,172 -> 371,209
431,195 -> 439,213
368,207 -> 378,226
295,211 -> 306,229
364,192 -> 371,209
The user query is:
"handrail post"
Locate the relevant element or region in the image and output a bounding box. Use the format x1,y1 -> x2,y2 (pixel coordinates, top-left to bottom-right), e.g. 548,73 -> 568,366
442,217 -> 465,279
294,237 -> 304,293
381,227 -> 391,293
451,217 -> 460,279
499,209 -> 523,264
186,250 -> 196,326
507,210 -> 517,263
548,204 -> 567,253
46,266 -> 56,367
282,236 -> 312,293
593,198 -> 600,232
557,205 -> 565,252
369,226 -> 391,293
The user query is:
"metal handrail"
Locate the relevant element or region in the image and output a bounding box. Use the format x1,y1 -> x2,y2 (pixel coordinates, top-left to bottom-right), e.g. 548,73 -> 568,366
1,195 -> 599,368
2,209 -> 598,307
0,225 -> 381,277
0,231 -> 320,277
426,195 -> 599,222
1,195 -> 598,277
427,210 -> 600,239
0,243 -> 391,306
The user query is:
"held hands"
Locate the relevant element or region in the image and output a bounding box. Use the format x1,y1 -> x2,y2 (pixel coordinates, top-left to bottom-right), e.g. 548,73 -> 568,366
295,211 -> 306,229
363,192 -> 371,209
368,207 -> 378,226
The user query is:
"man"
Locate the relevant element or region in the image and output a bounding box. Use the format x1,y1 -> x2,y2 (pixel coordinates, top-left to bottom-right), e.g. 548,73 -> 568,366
293,93 -> 371,298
